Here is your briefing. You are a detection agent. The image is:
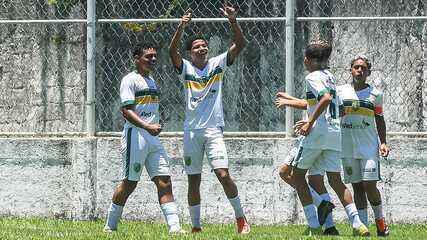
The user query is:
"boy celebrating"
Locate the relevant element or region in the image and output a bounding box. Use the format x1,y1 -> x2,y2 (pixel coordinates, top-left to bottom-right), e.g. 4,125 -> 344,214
168,5 -> 249,234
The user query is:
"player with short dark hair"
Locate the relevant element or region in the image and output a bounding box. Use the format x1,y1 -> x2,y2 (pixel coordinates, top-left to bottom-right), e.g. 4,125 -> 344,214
338,55 -> 390,237
104,42 -> 184,234
169,4 -> 249,234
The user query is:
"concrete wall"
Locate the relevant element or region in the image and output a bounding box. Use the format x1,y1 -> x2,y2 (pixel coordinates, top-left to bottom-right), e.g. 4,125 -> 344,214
0,134 -> 426,224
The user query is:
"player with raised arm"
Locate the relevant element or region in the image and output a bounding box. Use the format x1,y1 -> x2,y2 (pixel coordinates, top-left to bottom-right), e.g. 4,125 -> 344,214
169,4 -> 250,234
278,40 -> 369,236
104,42 -> 184,234
338,55 -> 390,236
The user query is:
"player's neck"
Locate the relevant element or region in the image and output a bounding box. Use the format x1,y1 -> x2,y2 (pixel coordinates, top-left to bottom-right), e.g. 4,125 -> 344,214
352,80 -> 368,91
137,68 -> 151,77
192,59 -> 208,70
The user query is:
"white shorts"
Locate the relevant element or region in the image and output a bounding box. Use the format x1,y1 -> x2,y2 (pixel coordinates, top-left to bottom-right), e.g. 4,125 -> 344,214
283,144 -> 325,176
291,141 -> 341,173
121,127 -> 170,181
342,157 -> 381,184
183,127 -> 228,175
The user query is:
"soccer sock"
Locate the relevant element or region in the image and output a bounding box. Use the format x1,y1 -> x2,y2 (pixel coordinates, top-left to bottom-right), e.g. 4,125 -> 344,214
371,203 -> 384,220
320,193 -> 335,228
308,186 -> 323,207
160,202 -> 181,232
189,204 -> 201,228
105,202 -> 123,230
228,196 -> 245,218
303,204 -> 320,228
358,208 -> 369,226
344,203 -> 364,229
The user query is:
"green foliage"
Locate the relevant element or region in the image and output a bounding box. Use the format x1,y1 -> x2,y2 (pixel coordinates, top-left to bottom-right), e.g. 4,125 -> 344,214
0,217 -> 427,240
122,0 -> 184,33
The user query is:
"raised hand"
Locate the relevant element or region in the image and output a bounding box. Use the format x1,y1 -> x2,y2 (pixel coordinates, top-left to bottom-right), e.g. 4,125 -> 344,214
220,3 -> 237,21
181,8 -> 192,26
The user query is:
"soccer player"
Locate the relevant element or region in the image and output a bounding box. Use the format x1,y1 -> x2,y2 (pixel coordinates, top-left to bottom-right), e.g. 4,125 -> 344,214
104,42 -> 184,234
276,93 -> 339,236
168,5 -> 250,234
278,40 -> 369,236
337,55 -> 390,236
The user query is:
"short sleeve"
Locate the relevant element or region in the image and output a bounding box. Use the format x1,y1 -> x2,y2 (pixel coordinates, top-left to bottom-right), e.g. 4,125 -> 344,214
120,76 -> 135,107
212,52 -> 228,68
176,58 -> 190,75
306,74 -> 329,99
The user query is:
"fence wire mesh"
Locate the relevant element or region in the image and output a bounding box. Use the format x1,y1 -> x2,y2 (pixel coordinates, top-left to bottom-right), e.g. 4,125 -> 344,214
0,0 -> 426,133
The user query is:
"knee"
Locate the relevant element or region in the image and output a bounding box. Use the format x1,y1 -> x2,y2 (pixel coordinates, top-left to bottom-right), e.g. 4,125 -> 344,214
215,169 -> 231,183
279,165 -> 292,181
121,179 -> 138,192
155,176 -> 172,191
327,174 -> 343,189
362,181 -> 377,191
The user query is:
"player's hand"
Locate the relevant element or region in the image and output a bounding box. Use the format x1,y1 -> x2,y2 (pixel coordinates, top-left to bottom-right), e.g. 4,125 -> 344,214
220,3 -> 237,22
276,91 -> 292,99
294,120 -> 312,136
379,143 -> 390,157
146,123 -> 162,136
180,9 -> 192,27
275,97 -> 290,109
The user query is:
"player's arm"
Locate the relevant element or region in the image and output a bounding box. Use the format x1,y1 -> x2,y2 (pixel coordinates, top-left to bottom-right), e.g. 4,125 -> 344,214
275,92 -> 307,110
294,92 -> 332,136
375,113 -> 389,157
121,105 -> 162,136
169,9 -> 192,71
221,4 -> 246,65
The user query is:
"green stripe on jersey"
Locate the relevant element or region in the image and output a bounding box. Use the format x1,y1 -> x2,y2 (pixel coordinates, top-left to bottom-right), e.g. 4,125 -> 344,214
122,100 -> 135,107
184,66 -> 223,84
135,89 -> 160,97
342,99 -> 374,111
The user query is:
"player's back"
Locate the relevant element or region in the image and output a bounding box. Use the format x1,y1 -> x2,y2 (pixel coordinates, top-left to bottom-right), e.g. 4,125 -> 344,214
302,69 -> 341,151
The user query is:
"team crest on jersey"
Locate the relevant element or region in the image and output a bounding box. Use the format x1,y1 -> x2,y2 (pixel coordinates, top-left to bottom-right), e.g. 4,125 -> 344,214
346,167 -> 353,175
351,100 -> 360,111
133,163 -> 141,173
184,156 -> 192,166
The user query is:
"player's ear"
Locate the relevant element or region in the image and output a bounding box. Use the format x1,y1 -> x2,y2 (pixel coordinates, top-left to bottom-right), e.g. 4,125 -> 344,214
366,68 -> 371,76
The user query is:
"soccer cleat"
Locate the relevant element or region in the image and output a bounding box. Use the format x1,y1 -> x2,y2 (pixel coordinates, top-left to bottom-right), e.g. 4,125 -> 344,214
169,228 -> 188,235
317,200 -> 335,226
353,225 -> 370,237
191,227 -> 202,233
376,218 -> 390,237
303,226 -> 323,236
323,226 -> 340,235
103,226 -> 116,233
236,216 -> 251,234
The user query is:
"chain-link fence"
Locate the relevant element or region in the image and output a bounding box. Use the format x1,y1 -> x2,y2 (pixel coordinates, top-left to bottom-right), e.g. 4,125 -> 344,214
1,0 -> 425,133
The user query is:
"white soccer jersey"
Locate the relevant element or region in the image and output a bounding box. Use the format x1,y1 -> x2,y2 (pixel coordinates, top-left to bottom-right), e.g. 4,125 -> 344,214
301,70 -> 341,151
120,71 -> 160,129
337,83 -> 383,159
178,52 -> 229,130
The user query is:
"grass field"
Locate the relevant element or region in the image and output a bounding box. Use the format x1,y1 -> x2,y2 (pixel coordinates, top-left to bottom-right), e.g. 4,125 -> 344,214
1,218 -> 426,240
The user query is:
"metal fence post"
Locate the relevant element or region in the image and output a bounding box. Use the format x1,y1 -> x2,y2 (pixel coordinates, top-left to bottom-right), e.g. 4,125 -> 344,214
86,0 -> 96,136
285,0 -> 295,137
